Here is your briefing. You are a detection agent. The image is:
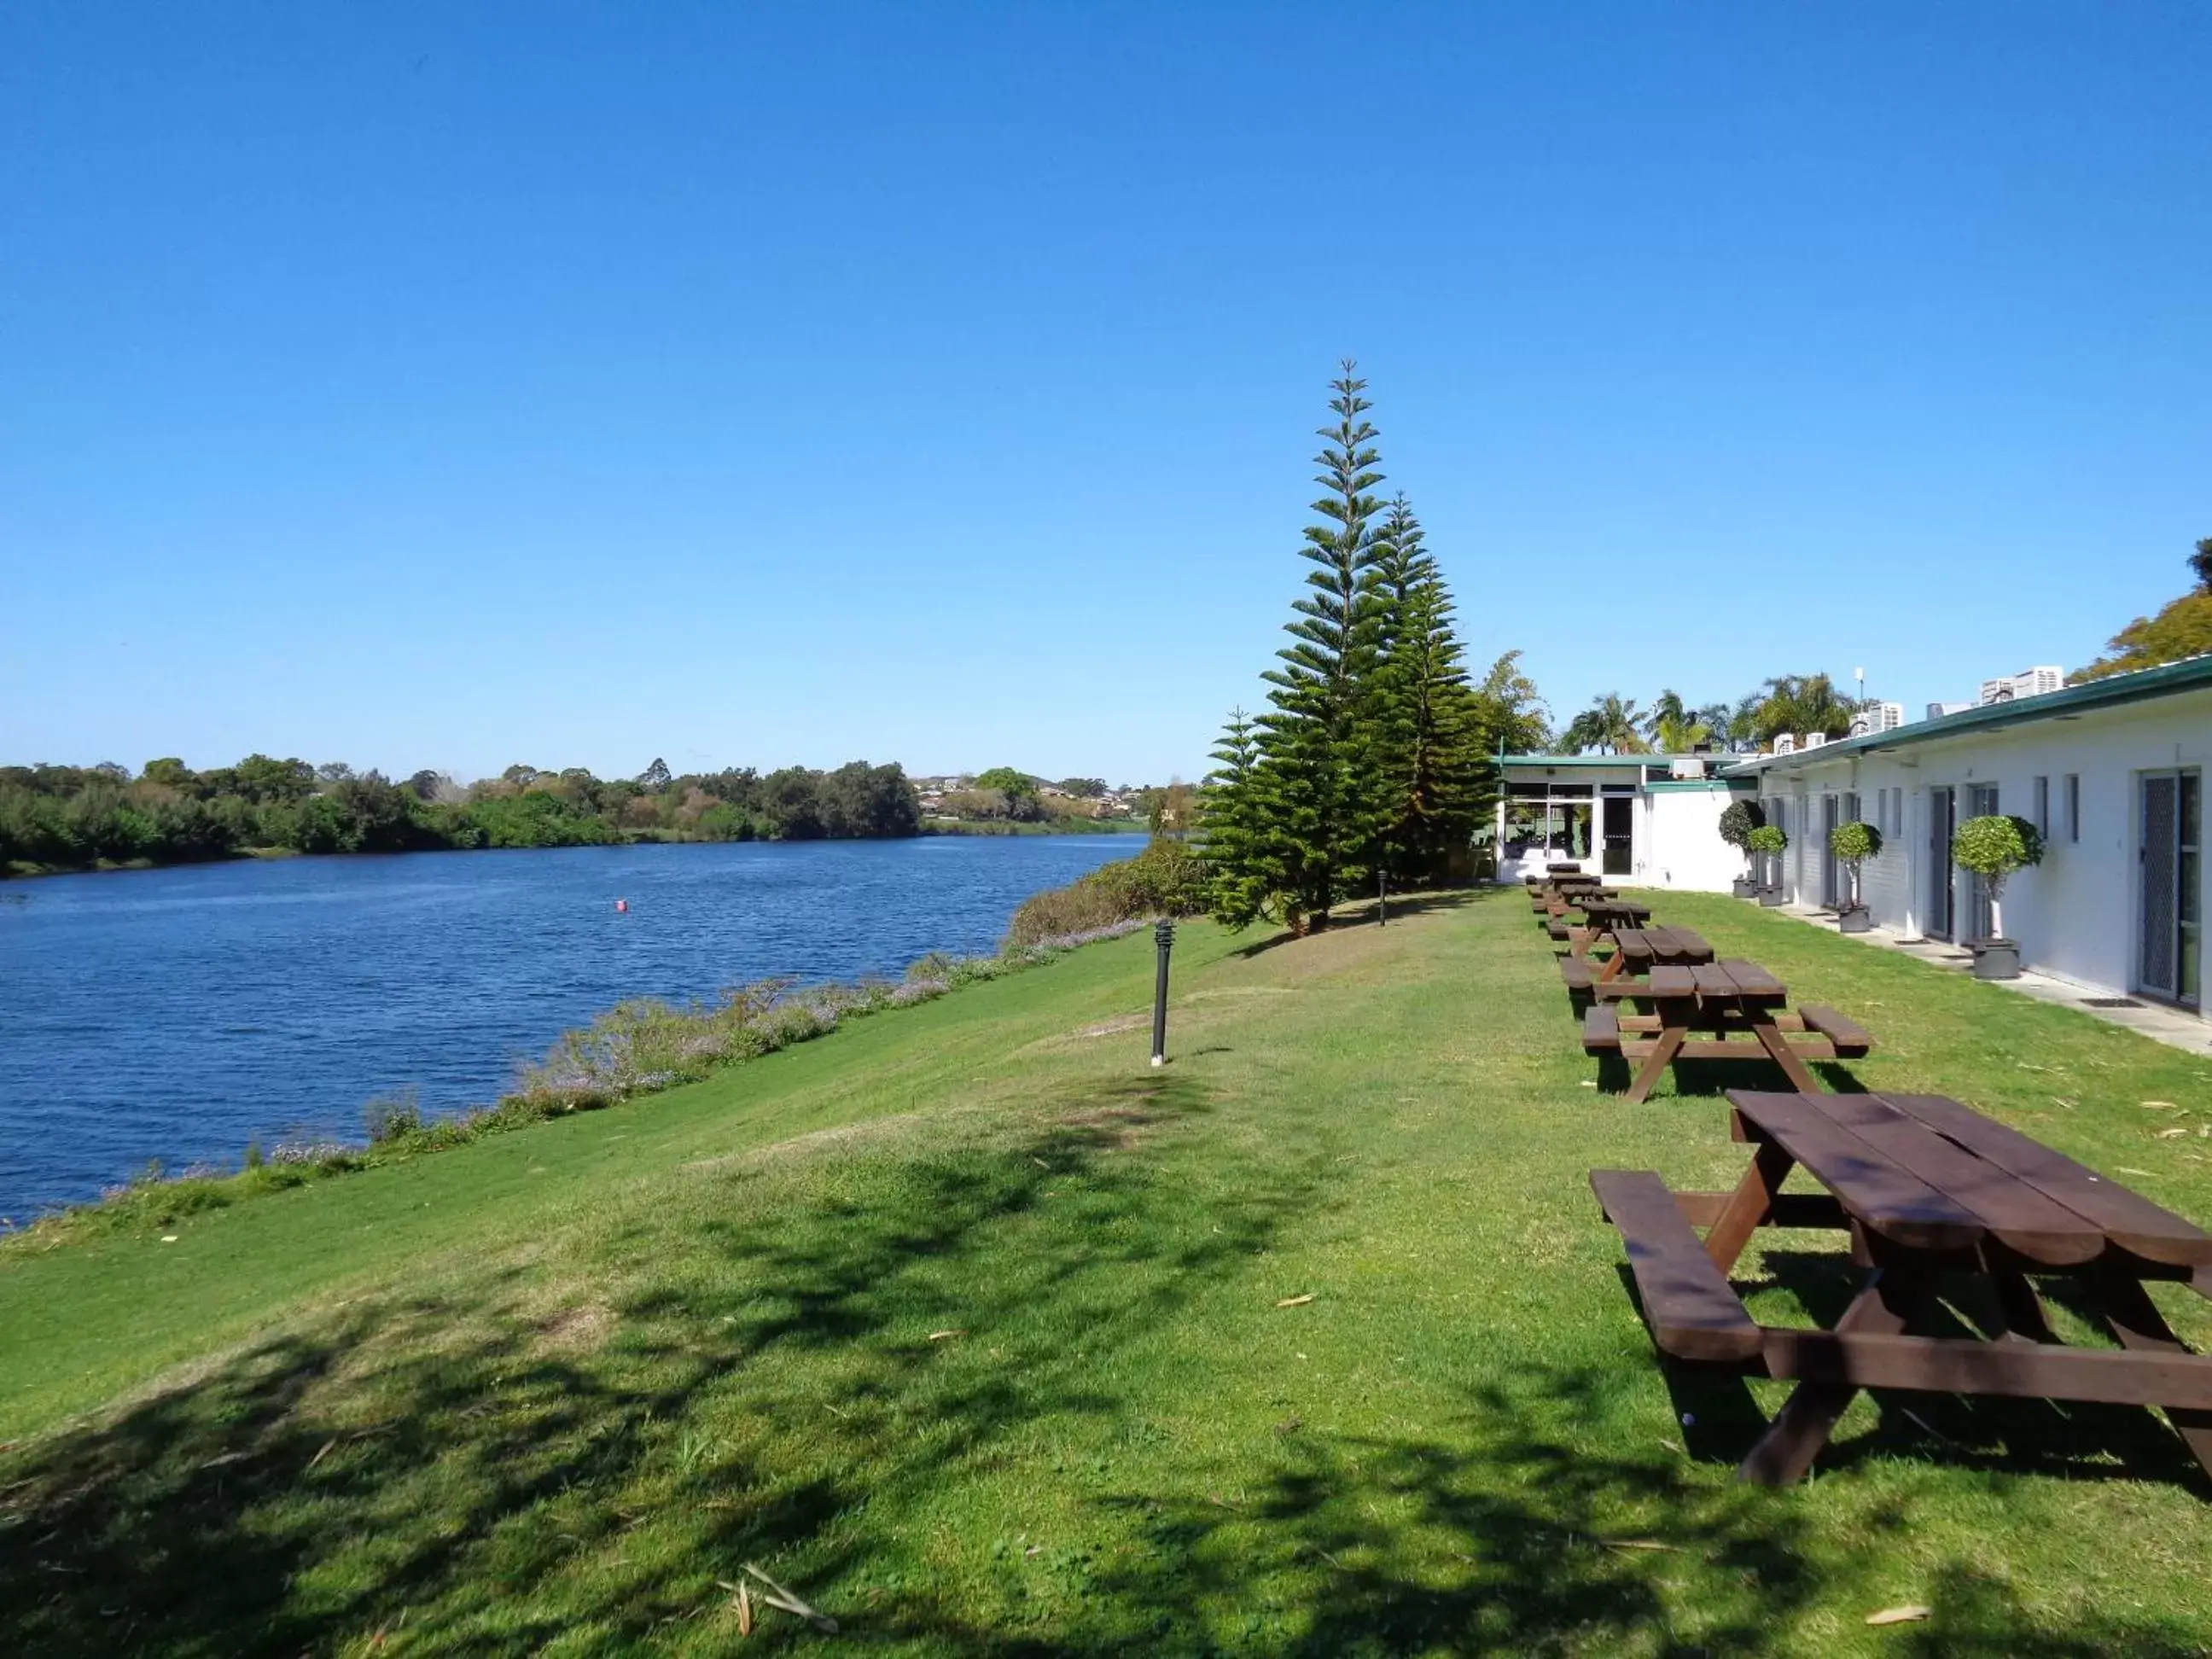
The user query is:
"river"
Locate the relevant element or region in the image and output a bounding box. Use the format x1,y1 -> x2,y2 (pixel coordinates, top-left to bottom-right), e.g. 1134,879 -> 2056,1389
0,835 -> 1141,1219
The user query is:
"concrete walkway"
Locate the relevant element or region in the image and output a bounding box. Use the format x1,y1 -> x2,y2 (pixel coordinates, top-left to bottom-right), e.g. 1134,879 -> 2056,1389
1763,901 -> 2212,1059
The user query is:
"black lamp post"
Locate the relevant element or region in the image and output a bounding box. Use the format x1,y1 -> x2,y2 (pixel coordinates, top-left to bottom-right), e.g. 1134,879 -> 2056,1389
1150,919 -> 1174,1067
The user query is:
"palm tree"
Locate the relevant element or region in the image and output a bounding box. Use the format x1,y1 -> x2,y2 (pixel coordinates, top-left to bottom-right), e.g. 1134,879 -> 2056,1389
1642,688 -> 1711,754
1753,673 -> 1856,744
1563,693 -> 1650,755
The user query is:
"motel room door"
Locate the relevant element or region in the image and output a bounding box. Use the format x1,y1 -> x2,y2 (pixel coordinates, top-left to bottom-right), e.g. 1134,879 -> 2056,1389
1966,784 -> 2000,940
1927,787 -> 1957,940
2139,770 -> 2202,1009
1819,795 -> 1841,908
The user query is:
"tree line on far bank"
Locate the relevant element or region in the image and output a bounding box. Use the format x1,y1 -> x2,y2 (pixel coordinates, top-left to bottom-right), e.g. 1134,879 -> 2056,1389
0,756 -> 923,873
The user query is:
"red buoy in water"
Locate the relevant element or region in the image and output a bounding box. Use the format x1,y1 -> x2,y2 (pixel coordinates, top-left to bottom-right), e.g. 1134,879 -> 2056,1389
614,898 -> 628,913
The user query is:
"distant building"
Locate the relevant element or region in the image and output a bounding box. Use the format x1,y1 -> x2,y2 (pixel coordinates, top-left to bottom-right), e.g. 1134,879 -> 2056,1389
1493,754 -> 1757,892
1977,666 -> 2067,706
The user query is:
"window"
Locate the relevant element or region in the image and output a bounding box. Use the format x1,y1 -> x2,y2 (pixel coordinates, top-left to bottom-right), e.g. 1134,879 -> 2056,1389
2034,776 -> 2050,840
1505,781 -> 1596,859
2065,773 -> 2080,843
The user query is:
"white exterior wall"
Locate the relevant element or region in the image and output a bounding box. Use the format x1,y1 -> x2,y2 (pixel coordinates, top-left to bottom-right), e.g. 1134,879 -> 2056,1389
1494,763 -> 1751,892
1636,788 -> 1748,891
1750,687 -> 2210,1010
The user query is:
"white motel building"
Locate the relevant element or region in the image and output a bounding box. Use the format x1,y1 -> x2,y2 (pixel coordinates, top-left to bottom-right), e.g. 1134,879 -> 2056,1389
1496,653 -> 2209,1020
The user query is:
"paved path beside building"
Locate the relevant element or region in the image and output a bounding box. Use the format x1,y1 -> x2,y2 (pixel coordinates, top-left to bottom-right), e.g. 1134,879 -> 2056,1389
1769,902 -> 2212,1058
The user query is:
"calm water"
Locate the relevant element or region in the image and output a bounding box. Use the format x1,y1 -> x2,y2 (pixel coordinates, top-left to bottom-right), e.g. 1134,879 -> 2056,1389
0,835 -> 1139,1218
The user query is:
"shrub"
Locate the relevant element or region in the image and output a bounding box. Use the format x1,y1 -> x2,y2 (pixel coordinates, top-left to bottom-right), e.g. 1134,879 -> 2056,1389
1717,799 -> 1767,850
1001,841 -> 1210,950
1953,814 -> 2045,932
1829,819 -> 1882,864
1830,819 -> 1882,908
1745,824 -> 1787,855
364,1086 -> 424,1144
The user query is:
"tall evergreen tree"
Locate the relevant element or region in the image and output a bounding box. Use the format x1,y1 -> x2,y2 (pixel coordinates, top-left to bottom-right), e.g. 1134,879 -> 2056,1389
1200,708 -> 1282,928
1208,363 -> 1390,933
1369,496 -> 1487,883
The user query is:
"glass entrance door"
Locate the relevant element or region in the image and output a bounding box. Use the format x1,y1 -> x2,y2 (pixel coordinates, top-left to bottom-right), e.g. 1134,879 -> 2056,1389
1927,788 -> 1956,940
1600,792 -> 1634,876
2139,771 -> 2202,1008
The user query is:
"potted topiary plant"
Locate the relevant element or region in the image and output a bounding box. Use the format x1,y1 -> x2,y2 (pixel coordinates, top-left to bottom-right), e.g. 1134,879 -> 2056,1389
1745,824 -> 1788,905
1951,814 -> 2044,979
1718,799 -> 1766,898
1828,819 -> 1882,933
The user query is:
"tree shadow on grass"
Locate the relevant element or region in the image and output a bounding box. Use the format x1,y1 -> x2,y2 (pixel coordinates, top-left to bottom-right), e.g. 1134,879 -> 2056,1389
0,1072 -> 1336,1654
1049,1365 -> 2206,1657
1232,888 -> 1491,958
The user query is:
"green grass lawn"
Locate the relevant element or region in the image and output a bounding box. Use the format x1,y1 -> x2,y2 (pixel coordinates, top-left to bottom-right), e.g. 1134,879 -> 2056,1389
3,890 -> 2209,1655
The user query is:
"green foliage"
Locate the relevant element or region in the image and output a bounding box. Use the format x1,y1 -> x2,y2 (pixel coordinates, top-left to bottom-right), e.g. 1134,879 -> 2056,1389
1000,841 -> 1211,949
1952,813 -> 2044,906
1717,799 -> 1767,850
1366,495 -> 1489,885
1206,364 -> 1393,933
1749,673 -> 1858,744
1745,824 -> 1787,854
1205,370 -> 1533,924
1643,689 -> 1712,754
0,756 -> 924,874
1199,709 -> 1285,929
2073,539 -> 2212,680
1469,649 -> 1551,754
1829,819 -> 1882,864
1562,693 -> 1650,755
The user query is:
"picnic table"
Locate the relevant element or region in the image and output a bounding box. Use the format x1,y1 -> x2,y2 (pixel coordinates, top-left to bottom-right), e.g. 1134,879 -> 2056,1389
1592,1089 -> 2212,1486
1558,926 -> 1714,998
1582,958 -> 1871,1101
1560,895 -> 1653,959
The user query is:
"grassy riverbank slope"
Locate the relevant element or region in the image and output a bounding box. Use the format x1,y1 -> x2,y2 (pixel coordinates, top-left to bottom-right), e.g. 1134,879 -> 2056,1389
4,894 -> 2209,1654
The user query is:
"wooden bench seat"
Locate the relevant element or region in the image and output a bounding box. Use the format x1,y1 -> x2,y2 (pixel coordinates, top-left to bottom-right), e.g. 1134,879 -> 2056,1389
1583,1004 -> 1621,1052
1558,956 -> 1595,992
1546,919 -> 1573,940
1798,1004 -> 1873,1057
1590,1169 -> 1763,1362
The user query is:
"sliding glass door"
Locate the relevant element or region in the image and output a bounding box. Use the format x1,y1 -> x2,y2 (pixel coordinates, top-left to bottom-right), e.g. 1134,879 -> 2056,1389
2139,770 -> 2202,1008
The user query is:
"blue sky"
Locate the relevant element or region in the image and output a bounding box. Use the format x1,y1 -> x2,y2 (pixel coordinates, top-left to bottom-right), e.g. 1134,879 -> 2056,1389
3,3 -> 2206,785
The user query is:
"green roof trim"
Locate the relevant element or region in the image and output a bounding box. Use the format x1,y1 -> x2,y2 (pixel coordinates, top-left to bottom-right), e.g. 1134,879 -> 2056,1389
1499,754 -> 1665,769
1720,653 -> 2212,776
1644,778 -> 1741,793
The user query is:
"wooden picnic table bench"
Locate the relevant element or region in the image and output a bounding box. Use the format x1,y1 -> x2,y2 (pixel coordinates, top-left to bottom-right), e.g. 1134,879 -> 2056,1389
1592,1089 -> 2212,1487
1560,926 -> 1714,996
1581,958 -> 1871,1101
1562,895 -> 1653,959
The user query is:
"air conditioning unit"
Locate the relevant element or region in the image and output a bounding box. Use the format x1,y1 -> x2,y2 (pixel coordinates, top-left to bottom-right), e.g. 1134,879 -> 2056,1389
1928,701 -> 1973,719
1875,701 -> 1906,731
1803,731 -> 1828,748
2011,666 -> 2064,699
1773,733 -> 1796,755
